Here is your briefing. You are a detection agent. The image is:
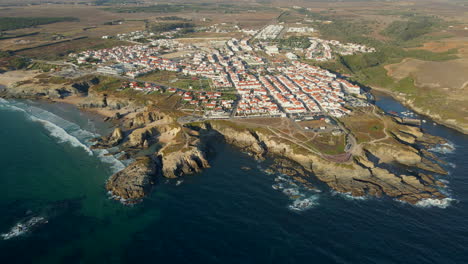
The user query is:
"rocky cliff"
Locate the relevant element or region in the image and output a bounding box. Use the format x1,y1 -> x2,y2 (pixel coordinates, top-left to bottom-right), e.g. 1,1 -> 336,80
160,147 -> 210,178
207,120 -> 447,204
0,70 -> 449,205
106,156 -> 157,202
96,109 -> 210,201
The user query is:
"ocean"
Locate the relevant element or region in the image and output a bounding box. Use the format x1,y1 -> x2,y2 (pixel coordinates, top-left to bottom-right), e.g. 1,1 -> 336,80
0,96 -> 467,264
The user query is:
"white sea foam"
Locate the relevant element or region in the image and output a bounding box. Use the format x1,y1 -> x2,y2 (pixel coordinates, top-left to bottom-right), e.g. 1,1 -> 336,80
288,195 -> 319,211
447,162 -> 457,169
1,99 -> 126,173
439,179 -> 449,185
429,142 -> 456,154
30,116 -> 93,155
331,190 -> 368,201
271,174 -> 320,211
0,100 -> 27,113
415,198 -> 455,209
95,149 -> 126,173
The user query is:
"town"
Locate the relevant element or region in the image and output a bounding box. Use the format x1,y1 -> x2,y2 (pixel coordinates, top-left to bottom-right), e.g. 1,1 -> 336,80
70,24 -> 373,120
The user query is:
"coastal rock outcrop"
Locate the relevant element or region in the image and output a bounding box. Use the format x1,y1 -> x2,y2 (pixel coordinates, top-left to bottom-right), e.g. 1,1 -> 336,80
207,120 -> 446,204
91,127 -> 124,149
364,143 -> 421,166
160,147 -> 210,178
209,123 -> 266,158
106,156 -> 157,200
124,126 -> 157,148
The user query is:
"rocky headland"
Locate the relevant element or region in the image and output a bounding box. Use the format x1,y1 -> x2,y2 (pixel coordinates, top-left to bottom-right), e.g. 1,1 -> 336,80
0,70 -> 451,205
371,86 -> 468,135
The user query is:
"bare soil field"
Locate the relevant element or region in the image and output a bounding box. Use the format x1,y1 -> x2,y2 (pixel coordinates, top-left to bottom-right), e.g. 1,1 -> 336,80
0,70 -> 40,87
383,35 -> 468,131
386,58 -> 468,90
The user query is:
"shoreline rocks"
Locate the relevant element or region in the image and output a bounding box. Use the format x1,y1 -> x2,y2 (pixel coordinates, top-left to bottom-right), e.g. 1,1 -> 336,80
206,121 -> 448,204
106,156 -> 157,201
0,70 -> 452,205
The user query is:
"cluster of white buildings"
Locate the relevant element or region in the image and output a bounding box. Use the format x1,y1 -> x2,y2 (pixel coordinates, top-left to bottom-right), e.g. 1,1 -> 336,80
127,81 -> 162,92
74,31 -> 369,119
305,37 -> 375,61
255,25 -> 284,40
179,91 -> 234,117
114,30 -> 154,41
287,27 -> 315,33
72,41 -> 184,77
114,29 -> 184,41
207,23 -> 240,33
236,94 -> 281,116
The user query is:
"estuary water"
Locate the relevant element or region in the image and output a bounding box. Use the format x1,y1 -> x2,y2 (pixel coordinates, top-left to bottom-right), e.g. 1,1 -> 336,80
0,96 -> 467,264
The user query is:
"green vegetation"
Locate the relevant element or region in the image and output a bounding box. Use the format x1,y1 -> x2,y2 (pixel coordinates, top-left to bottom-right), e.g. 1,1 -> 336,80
316,19 -> 372,43
7,57 -> 30,70
219,94 -> 237,101
296,8 -> 372,44
16,38 -> 129,60
382,16 -> 444,42
373,10 -> 422,17
34,74 -> 68,85
159,16 -> 190,21
310,134 -> 346,155
94,0 -> 140,6
92,76 -> 122,91
139,70 -> 212,91
103,4 -> 188,13
27,61 -> 59,72
103,3 -> 276,14
278,11 -> 303,23
0,17 -> 78,31
278,36 -> 310,49
0,51 -> 11,58
0,53 -> 30,72
150,22 -> 195,34
334,46 -> 458,88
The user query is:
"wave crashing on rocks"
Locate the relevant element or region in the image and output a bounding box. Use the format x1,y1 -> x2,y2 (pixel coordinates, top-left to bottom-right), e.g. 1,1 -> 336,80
0,99 -> 125,173
415,198 -> 455,209
272,175 -> 320,212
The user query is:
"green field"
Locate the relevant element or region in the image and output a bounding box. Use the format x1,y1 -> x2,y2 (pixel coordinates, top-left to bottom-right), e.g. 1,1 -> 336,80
0,17 -> 78,31
139,70 -> 212,91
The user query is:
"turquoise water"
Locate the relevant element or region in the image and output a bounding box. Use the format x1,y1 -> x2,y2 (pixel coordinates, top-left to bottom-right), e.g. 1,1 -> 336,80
0,97 -> 467,263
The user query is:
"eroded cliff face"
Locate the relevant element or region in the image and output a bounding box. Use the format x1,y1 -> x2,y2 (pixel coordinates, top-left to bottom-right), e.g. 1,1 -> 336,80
106,156 -> 157,201
208,121 -> 446,204
160,147 -> 209,178
94,109 -> 210,201
1,71 -> 448,205
1,78 -> 82,99
364,143 -> 421,166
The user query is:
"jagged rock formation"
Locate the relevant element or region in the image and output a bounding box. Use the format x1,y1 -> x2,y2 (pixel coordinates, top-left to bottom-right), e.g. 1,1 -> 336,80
364,143 -> 421,166
207,121 -> 447,204
106,156 -> 157,201
0,71 -> 450,205
95,109 -> 210,199
160,147 -> 209,178
91,127 -> 124,149
124,126 -> 157,148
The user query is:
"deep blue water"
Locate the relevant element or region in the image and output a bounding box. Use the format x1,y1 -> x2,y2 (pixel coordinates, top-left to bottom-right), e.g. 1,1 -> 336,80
0,96 -> 467,264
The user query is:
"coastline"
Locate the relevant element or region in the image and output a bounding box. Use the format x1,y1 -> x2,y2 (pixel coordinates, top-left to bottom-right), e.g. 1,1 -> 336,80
0,69 -> 456,205
369,86 -> 468,135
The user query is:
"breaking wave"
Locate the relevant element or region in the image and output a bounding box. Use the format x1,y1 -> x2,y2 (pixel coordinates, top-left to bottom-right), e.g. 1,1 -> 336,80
30,116 -> 93,155
331,191 -> 368,201
288,195 -> 319,211
415,198 -> 455,209
271,174 -> 320,211
0,99 -> 125,173
95,149 -> 126,173
429,142 -> 456,154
